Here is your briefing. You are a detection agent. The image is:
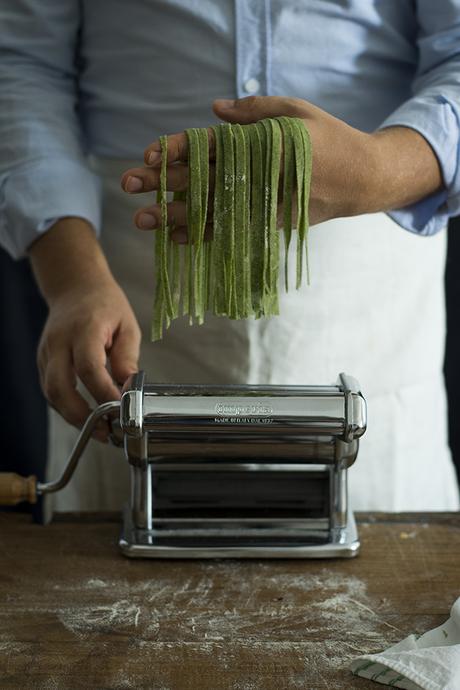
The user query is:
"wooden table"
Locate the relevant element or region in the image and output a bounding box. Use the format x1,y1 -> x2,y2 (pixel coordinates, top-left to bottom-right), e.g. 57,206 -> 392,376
0,512 -> 458,690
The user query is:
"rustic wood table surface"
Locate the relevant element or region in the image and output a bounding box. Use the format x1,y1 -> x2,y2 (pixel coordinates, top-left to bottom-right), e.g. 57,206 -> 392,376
0,511 -> 458,690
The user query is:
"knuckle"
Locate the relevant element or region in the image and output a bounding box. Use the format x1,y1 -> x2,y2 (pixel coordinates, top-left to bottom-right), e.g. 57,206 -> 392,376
44,380 -> 61,405
144,146 -> 155,164
291,97 -> 305,108
85,314 -> 108,333
132,323 -> 142,341
76,358 -> 99,380
146,167 -> 159,185
123,325 -> 142,348
243,95 -> 259,110
40,328 -> 64,355
172,140 -> 184,161
37,331 -> 51,357
172,166 -> 188,190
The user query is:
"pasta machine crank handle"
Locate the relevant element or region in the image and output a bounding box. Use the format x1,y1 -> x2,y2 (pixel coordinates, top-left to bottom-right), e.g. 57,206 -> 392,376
0,400 -> 120,506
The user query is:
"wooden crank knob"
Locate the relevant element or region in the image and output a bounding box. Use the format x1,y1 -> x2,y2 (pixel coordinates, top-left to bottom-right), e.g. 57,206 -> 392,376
0,473 -> 37,506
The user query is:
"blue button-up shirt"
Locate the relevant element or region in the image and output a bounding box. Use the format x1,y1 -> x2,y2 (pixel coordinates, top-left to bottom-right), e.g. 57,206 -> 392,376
1,0 -> 459,258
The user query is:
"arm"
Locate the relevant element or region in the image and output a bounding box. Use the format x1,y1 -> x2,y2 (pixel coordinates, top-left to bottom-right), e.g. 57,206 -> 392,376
0,1 -> 140,435
0,0 -> 101,258
29,218 -> 140,439
377,0 -> 460,234
121,3 -> 460,236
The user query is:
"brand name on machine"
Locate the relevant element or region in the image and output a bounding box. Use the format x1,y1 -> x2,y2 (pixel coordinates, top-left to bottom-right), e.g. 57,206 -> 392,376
214,402 -> 274,417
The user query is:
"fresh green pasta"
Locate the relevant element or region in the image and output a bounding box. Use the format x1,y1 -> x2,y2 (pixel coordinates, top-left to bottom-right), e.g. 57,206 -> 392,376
151,117 -> 312,341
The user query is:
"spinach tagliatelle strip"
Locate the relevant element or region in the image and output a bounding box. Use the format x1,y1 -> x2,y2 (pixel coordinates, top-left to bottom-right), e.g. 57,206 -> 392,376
276,116 -> 295,292
151,117 -> 312,340
300,122 -> 313,284
151,135 -> 170,341
211,124 -> 226,316
221,123 -> 236,318
161,136 -> 174,326
232,123 -> 248,319
185,128 -> 200,323
185,127 -> 209,324
249,123 -> 265,317
242,125 -> 252,313
258,120 -> 271,315
171,190 -> 185,319
196,127 -> 210,323
267,118 -> 282,316
288,118 -> 307,290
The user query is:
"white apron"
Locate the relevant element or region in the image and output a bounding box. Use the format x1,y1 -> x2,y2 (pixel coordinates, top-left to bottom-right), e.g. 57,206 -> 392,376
46,158 -> 460,513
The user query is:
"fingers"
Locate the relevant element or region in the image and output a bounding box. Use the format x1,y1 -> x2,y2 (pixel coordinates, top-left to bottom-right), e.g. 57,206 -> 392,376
124,96 -> 309,197
108,324 -> 141,387
42,350 -> 91,427
143,127 -> 216,167
72,336 -> 121,408
121,163 -> 188,195
122,161 -> 216,198
212,95 -> 308,123
40,350 -> 109,442
134,199 -> 213,234
134,199 -> 188,230
133,199 -> 212,244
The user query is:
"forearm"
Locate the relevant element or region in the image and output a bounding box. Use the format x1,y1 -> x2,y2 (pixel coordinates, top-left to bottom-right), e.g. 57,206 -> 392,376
365,126 -> 444,214
28,216 -> 140,431
28,217 -> 114,305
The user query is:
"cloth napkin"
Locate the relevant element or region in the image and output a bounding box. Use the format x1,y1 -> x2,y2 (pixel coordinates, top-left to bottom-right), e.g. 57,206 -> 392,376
350,597 -> 460,690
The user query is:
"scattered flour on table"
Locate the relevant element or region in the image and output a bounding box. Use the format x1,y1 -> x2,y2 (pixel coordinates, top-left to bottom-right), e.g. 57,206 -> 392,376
4,562 -> 399,678
0,633 -> 30,655
50,564 -> 395,647
84,577 -> 109,589
57,599 -> 141,636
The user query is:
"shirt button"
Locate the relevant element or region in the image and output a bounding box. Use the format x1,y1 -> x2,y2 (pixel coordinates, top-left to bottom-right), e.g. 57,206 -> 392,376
244,78 -> 260,94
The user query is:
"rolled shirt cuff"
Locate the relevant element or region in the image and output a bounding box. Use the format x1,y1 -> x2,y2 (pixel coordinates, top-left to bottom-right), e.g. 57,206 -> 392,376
378,95 -> 460,235
0,157 -> 102,259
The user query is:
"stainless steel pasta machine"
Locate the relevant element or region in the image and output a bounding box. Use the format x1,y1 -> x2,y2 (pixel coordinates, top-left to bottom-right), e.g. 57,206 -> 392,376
0,371 -> 367,558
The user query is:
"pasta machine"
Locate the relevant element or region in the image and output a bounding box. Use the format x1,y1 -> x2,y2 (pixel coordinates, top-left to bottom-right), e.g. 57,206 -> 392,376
0,371 -> 367,558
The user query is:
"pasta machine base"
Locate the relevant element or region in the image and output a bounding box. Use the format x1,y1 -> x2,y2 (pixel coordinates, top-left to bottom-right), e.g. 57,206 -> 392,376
119,504 -> 360,559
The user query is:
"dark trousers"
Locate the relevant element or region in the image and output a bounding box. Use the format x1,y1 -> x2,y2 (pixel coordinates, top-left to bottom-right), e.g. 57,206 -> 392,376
445,215 -> 460,483
0,247 -> 48,520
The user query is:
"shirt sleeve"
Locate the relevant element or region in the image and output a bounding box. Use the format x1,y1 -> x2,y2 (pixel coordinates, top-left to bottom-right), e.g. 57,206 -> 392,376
378,0 -> 460,236
0,0 -> 101,259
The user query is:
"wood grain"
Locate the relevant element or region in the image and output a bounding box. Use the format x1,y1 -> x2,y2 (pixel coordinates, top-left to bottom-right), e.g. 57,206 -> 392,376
0,512 -> 458,690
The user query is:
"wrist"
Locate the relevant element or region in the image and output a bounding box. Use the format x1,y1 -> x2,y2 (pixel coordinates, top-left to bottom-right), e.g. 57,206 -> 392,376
29,217 -> 114,305
344,132 -> 383,218
366,126 -> 444,213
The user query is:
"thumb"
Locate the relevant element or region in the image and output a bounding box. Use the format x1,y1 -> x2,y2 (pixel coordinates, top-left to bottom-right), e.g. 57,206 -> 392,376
108,325 -> 141,387
212,96 -> 304,124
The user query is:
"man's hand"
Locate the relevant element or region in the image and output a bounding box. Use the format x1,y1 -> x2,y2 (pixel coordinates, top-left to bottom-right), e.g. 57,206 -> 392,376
120,95 -> 443,234
29,218 -> 141,441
